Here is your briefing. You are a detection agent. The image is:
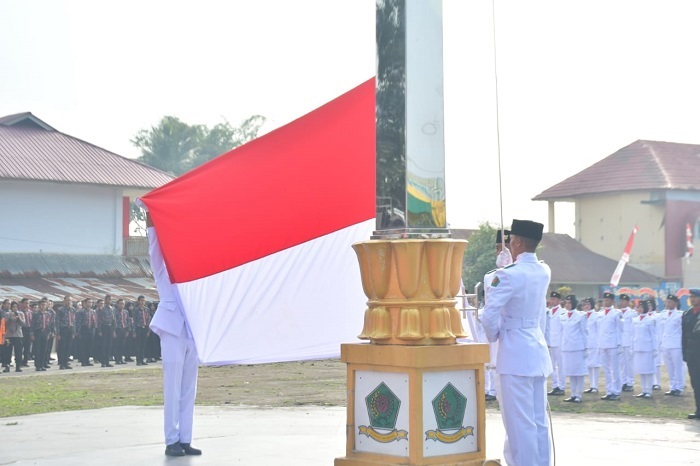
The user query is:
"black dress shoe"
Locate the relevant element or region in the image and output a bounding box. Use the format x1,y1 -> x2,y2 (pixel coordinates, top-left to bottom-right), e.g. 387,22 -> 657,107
601,394 -> 612,400
179,443 -> 202,455
563,396 -> 575,402
165,443 -> 186,457
652,385 -> 661,390
485,394 -> 497,401
622,385 -> 634,392
608,394 -> 621,401
688,413 -> 699,420
572,396 -> 582,403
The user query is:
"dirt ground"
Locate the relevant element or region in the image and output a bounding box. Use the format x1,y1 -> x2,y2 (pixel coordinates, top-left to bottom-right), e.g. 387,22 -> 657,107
196,359 -> 348,407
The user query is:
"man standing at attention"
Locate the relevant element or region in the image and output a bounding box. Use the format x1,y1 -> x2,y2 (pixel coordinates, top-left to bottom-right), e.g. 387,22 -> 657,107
682,288 -> 700,420
546,291 -> 565,396
482,219 -> 553,466
146,214 -> 202,457
598,292 -> 623,401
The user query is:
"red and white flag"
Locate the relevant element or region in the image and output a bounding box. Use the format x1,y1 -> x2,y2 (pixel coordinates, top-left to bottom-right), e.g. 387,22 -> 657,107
685,223 -> 694,263
610,225 -> 638,287
138,79 -> 375,364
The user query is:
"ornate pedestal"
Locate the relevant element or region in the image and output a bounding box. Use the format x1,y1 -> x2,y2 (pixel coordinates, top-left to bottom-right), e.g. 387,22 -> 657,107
335,239 -> 490,466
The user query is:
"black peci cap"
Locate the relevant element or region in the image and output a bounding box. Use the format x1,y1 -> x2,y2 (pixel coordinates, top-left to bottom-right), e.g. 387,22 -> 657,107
496,229 -> 511,244
550,291 -> 561,299
510,219 -> 544,241
603,292 -> 614,299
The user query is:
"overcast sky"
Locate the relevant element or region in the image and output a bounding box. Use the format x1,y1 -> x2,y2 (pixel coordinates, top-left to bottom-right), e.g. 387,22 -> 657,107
3,0 -> 700,235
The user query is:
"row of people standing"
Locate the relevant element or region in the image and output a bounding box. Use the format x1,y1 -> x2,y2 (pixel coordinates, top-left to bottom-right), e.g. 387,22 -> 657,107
547,291 -> 688,403
0,294 -> 161,373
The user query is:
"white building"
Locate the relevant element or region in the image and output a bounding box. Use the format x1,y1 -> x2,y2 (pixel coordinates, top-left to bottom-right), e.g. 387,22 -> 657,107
0,112 -> 173,300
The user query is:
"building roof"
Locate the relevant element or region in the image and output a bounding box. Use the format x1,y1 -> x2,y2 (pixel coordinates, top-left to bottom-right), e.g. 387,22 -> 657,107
0,253 -> 152,279
451,229 -> 658,285
538,233 -> 658,285
0,277 -> 158,302
533,139 -> 700,201
0,112 -> 174,189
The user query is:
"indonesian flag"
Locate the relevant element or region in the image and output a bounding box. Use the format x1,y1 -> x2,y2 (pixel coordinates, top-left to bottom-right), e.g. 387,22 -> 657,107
685,222 -> 694,262
610,225 -> 638,287
138,79 -> 375,364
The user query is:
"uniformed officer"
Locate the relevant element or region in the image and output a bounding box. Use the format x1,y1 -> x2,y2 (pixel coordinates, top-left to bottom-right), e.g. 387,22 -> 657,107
682,288 -> 700,419
546,291 -> 565,395
134,296 -> 151,366
56,295 -> 75,370
30,302 -> 48,371
598,291 -> 622,400
482,219 -> 552,466
662,294 -> 685,396
618,294 -> 635,392
146,215 -> 202,457
632,300 -> 657,398
582,297 -> 601,394
96,298 -> 115,367
561,295 -> 587,403
477,229 -> 512,401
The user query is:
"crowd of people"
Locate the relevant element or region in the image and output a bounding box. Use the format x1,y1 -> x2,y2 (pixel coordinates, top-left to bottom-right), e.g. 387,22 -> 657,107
0,294 -> 161,373
545,291 -> 689,403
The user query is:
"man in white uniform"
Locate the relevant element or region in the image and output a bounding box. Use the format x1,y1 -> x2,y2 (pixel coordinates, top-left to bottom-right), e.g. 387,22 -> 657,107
479,229 -> 512,401
146,215 -> 202,457
618,294 -> 636,392
546,291 -> 565,395
662,294 -> 685,396
482,219 -> 553,466
598,292 -> 622,401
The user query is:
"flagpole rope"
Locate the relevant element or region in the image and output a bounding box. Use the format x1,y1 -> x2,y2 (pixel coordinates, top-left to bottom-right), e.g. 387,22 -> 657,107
491,0 -> 505,242
491,2 -> 556,464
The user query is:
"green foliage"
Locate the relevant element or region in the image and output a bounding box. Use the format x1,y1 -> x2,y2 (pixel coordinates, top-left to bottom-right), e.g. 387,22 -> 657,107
462,222 -> 499,292
131,114 -> 266,176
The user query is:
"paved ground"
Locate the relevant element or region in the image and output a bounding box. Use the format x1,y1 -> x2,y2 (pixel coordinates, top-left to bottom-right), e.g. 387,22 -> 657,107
1,405 -> 698,465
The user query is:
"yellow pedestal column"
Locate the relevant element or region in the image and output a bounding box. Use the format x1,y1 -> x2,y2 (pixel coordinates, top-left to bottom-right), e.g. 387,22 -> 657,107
335,239 -> 490,466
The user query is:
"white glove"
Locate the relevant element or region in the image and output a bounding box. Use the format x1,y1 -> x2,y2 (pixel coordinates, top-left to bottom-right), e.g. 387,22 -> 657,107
496,248 -> 513,268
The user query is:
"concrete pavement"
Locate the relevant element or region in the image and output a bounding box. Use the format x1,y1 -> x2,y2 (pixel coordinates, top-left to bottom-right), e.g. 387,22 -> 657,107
1,405 -> 698,465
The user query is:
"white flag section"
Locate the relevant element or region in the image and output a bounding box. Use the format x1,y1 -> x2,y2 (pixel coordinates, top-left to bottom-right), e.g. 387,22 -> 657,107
172,220 -> 374,364
610,226 -> 638,287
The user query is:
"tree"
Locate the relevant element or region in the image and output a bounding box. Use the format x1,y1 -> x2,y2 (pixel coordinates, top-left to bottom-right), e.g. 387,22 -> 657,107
461,223 -> 499,294
132,114 -> 266,176
129,114 -> 266,233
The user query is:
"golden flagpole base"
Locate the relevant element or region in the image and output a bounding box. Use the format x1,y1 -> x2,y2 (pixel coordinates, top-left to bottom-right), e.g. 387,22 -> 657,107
335,239 -> 490,466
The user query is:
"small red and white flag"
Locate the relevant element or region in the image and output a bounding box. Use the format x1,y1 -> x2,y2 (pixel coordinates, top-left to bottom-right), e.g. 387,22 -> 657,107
610,226 -> 638,287
685,223 -> 694,263
138,79 -> 375,364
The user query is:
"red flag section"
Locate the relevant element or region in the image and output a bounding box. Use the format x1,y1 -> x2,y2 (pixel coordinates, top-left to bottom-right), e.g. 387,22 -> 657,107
139,79 -> 376,283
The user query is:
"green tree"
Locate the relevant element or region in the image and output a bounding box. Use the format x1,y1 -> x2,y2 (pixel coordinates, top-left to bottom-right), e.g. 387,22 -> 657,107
461,223 -> 499,293
130,114 -> 266,232
132,114 -> 266,176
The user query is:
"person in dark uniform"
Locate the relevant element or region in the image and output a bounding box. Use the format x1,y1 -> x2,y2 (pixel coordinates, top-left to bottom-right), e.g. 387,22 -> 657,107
56,295 -> 76,370
682,288 -> 700,420
76,298 -> 95,366
30,302 -> 48,371
113,299 -> 129,364
44,300 -> 56,368
19,298 -> 32,367
134,296 -> 151,366
96,298 -> 115,367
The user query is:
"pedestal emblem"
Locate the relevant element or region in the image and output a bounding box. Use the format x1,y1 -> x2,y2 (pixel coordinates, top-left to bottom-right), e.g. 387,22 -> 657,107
358,382 -> 408,443
425,382 -> 474,443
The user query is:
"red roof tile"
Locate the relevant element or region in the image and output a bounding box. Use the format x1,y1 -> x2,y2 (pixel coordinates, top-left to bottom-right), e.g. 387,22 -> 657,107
0,113 -> 173,189
533,140 -> 700,200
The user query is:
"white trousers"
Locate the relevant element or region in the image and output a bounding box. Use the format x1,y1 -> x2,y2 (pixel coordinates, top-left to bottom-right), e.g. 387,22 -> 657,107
497,374 -> 552,466
663,347 -> 686,391
548,346 -> 564,389
161,325 -> 199,446
599,347 -> 621,395
569,375 -> 584,397
588,366 -> 599,390
620,346 -> 634,385
640,373 -> 653,394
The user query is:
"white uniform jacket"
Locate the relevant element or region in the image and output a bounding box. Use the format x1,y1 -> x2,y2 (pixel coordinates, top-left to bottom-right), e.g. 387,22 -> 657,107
482,252 -> 553,377
546,305 -> 563,347
147,226 -> 187,339
560,310 -> 588,351
585,310 -> 600,349
632,313 -> 657,352
661,309 -> 684,349
597,307 -> 622,349
619,307 -> 635,347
